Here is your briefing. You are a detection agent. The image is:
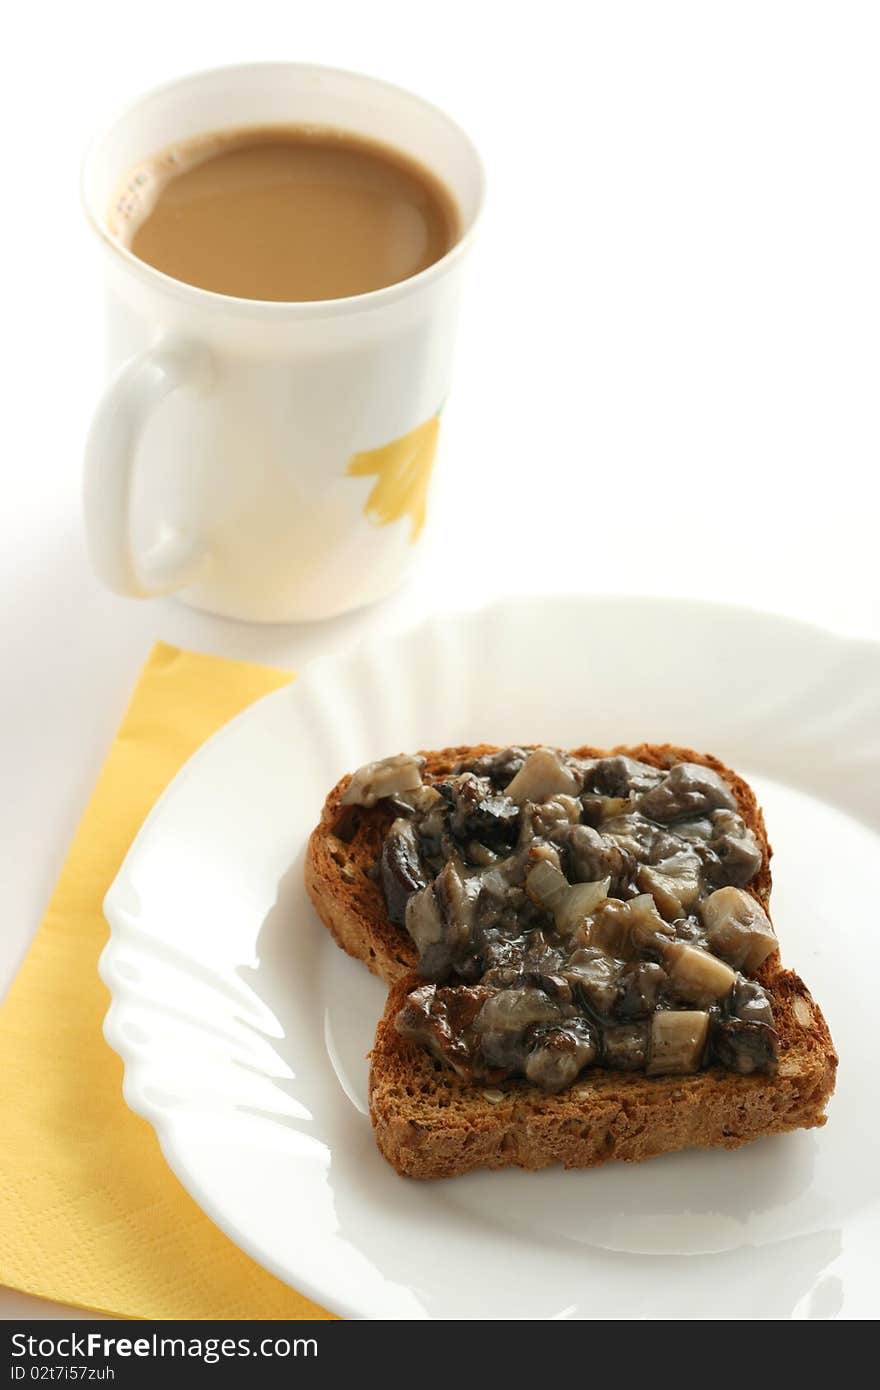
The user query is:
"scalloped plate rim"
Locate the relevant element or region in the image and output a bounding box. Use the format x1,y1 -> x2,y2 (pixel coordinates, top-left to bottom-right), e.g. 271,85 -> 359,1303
100,594 -> 880,1320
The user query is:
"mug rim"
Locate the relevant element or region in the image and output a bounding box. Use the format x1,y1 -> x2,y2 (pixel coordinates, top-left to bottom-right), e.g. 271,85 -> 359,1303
81,60 -> 486,320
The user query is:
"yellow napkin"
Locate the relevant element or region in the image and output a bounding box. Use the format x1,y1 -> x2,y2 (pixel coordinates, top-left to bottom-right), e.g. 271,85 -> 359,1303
0,642 -> 334,1320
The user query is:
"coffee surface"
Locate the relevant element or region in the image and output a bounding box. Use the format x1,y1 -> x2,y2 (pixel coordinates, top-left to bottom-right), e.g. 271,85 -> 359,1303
112,126 -> 460,301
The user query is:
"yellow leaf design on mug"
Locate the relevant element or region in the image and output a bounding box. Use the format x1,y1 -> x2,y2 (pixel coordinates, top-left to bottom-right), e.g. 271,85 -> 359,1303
347,416 -> 440,542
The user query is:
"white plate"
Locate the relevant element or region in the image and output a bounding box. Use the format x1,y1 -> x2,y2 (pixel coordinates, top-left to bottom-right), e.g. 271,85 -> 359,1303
101,596 -> 880,1320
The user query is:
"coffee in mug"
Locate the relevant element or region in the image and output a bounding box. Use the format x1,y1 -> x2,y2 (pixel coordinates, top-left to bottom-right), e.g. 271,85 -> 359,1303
82,64 -> 483,623
109,126 -> 461,302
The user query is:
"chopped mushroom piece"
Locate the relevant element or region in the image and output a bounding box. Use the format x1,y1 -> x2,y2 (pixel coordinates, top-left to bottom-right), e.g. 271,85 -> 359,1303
380,818 -> 428,924
636,850 -> 703,921
463,746 -> 529,787
436,774 -> 520,846
563,949 -> 622,1015
700,886 -> 777,971
474,988 -> 563,1069
617,961 -> 668,1018
555,822 -> 636,893
405,884 -> 444,953
647,1010 -> 710,1075
434,859 -> 480,954
394,982 -> 493,1077
712,1018 -> 778,1074
730,976 -> 775,1027
525,1022 -> 596,1091
529,795 -> 583,836
604,1022 -> 650,1070
587,756 -> 663,797
637,762 -> 736,822
504,748 -> 581,803
474,987 -> 562,1036
389,784 -> 444,816
341,753 -> 425,807
706,811 -> 763,888
590,893 -> 673,957
663,941 -> 736,1006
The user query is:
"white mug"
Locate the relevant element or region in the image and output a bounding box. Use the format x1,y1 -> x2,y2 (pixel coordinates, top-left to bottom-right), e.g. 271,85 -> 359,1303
81,64 -> 484,623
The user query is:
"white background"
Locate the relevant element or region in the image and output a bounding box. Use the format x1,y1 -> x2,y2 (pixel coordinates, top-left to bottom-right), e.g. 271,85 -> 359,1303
2,0 -> 878,1318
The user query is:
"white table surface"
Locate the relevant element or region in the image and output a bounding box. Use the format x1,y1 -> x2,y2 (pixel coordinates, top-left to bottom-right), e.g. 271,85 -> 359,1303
2,0 -> 878,1320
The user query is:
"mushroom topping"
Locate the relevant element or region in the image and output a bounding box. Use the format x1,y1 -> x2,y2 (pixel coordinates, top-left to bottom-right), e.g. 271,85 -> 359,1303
395,982 -> 493,1077
647,1010 -> 710,1075
590,893 -> 673,958
433,859 -> 480,960
529,794 -> 583,837
525,858 -> 570,915
617,961 -> 668,1018
534,973 -> 574,1005
504,748 -> 581,803
562,949 -> 622,1015
341,752 -> 425,808
407,862 -> 481,981
525,1022 -> 596,1091
474,988 -> 563,1069
586,756 -> 664,797
465,840 -> 501,867
372,747 -> 773,1090
478,929 -> 528,983
554,878 -> 612,936
463,746 -> 530,788
380,818 -> 428,924
521,929 -> 565,979
475,987 -> 562,1034
705,810 -> 763,888
637,762 -> 736,822
730,975 -> 775,1027
525,860 -> 611,935
636,849 -> 703,920
555,823 -> 636,895
700,886 -> 777,972
672,816 -> 715,843
712,1018 -> 778,1074
388,783 -> 444,817
436,773 -> 520,847
405,885 -> 446,972
604,1022 -> 650,1070
596,812 -> 661,858
662,941 -> 736,1006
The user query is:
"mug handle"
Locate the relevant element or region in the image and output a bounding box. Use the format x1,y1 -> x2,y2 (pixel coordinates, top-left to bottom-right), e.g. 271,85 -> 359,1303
83,336 -> 214,597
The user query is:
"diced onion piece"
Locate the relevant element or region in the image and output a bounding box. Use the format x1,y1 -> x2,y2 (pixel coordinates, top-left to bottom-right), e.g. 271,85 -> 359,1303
525,859 -> 570,913
341,753 -> 424,807
505,748 -> 580,803
555,878 -> 612,936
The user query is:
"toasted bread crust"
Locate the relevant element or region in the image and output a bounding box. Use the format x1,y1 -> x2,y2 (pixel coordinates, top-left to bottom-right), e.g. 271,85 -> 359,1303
306,744 -> 837,1177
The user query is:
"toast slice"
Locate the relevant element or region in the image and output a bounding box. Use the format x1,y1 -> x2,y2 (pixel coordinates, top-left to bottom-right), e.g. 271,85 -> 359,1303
306,744 -> 837,1177
370,965 -> 836,1177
